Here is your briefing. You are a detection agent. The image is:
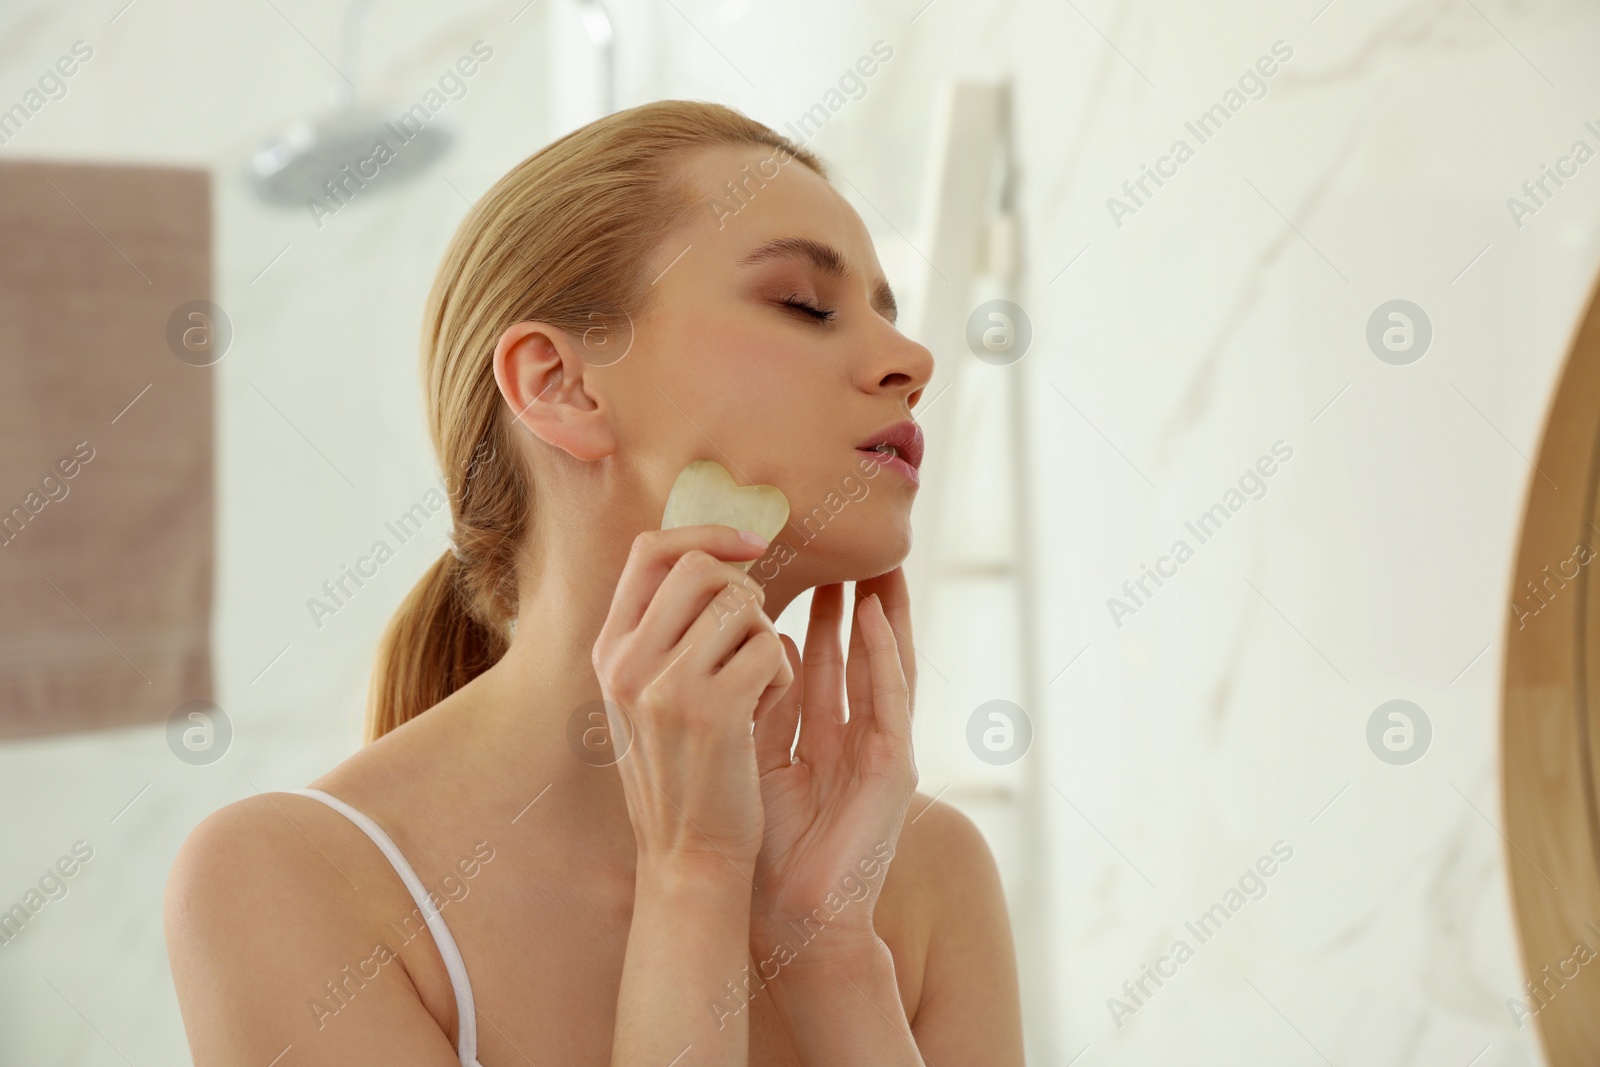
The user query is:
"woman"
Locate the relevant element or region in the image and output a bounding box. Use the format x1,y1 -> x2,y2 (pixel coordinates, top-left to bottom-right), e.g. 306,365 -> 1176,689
165,99 -> 1024,1066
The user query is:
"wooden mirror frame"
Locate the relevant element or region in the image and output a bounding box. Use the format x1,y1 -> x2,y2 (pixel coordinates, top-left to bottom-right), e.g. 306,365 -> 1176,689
1504,270 -> 1600,1061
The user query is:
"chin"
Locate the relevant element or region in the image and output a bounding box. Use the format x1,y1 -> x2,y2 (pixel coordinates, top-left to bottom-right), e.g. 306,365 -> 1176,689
754,504 -> 912,589
830,537 -> 911,586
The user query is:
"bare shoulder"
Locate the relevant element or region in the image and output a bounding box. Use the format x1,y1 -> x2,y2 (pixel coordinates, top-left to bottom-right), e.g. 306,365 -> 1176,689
163,793 -> 463,1066
883,791 -> 1005,918
884,792 -> 1025,1062
896,791 -> 996,868
163,792 -> 385,1007
165,792 -> 347,939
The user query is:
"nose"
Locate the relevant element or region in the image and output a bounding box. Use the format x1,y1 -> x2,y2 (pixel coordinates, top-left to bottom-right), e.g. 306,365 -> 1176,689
861,327 -> 936,410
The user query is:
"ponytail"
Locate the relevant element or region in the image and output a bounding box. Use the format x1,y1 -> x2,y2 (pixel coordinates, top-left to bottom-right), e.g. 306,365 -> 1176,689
363,100 -> 824,741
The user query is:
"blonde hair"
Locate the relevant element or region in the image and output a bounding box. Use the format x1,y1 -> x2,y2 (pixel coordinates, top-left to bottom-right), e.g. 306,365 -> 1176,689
365,100 -> 826,742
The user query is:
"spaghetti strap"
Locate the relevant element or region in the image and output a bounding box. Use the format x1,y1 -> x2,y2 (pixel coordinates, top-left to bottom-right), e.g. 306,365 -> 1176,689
292,788 -> 482,1067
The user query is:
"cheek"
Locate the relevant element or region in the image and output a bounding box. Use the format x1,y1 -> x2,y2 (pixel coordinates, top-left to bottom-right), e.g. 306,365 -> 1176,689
693,337 -> 820,434
647,304 -> 839,477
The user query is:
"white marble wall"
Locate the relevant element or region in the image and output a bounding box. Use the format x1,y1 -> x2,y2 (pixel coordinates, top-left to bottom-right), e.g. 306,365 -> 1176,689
2,0 -> 1598,1063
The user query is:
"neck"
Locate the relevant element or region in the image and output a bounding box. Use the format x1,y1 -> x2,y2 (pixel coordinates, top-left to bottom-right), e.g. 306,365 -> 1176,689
463,496 -> 807,869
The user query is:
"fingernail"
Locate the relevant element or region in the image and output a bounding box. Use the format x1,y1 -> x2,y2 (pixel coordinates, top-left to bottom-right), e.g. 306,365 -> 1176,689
739,530 -> 769,549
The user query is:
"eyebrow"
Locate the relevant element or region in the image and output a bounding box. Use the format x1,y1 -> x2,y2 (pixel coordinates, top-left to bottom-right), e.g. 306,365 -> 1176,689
738,236 -> 899,324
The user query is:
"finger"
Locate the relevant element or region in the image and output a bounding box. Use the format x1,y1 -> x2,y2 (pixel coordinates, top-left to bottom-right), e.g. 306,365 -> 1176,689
795,585 -> 849,766
634,549 -> 765,658
675,575 -> 771,674
754,633 -> 802,774
749,651 -> 796,736
801,584 -> 847,722
717,629 -> 790,709
854,566 -> 916,709
845,584 -> 874,726
857,593 -> 912,749
604,525 -> 767,640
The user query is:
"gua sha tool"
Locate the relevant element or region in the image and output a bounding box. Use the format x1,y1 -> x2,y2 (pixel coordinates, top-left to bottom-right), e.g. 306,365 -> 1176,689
661,459 -> 790,571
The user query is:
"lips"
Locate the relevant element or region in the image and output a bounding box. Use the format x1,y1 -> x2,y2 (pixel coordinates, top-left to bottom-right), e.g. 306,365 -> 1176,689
856,419 -> 925,470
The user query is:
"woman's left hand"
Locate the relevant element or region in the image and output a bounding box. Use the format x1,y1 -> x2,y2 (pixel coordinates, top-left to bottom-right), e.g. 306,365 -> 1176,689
749,568 -> 919,965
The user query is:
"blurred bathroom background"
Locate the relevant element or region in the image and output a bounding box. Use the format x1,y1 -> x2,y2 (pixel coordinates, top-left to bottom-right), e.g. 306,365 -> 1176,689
5,0 -> 1600,1063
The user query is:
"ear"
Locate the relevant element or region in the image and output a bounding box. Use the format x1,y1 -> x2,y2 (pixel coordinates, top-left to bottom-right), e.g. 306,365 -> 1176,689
492,321 -> 617,462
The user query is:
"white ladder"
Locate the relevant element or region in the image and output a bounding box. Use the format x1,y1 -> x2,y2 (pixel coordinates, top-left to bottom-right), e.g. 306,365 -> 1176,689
900,80 -> 1057,1066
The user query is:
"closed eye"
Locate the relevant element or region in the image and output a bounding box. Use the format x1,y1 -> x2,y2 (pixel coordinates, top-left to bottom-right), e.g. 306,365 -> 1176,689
779,295 -> 836,322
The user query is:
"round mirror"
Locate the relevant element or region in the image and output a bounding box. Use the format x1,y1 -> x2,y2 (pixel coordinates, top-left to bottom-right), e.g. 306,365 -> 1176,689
1504,271 -> 1600,1060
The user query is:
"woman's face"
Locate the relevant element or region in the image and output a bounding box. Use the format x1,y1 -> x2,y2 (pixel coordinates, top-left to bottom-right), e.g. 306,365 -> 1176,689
599,143 -> 936,592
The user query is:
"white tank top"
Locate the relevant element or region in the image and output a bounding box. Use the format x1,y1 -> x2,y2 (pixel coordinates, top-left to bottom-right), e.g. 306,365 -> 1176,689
293,788 -> 483,1067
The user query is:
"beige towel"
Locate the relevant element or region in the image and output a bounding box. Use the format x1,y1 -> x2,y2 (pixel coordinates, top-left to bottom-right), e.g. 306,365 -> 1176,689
0,160 -> 213,740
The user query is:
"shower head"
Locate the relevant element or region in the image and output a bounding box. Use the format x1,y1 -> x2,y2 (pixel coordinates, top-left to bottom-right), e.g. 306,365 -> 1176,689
247,107 -> 455,206
246,0 -> 454,208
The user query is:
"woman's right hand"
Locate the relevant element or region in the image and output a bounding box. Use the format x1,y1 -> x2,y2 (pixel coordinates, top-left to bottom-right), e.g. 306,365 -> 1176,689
590,524 -> 795,874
